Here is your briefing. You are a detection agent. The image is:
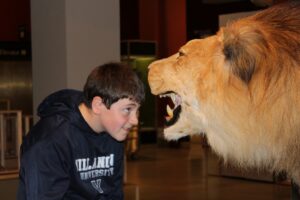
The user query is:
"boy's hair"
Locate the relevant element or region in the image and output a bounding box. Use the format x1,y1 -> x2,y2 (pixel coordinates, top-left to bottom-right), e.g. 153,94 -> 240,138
83,62 -> 145,108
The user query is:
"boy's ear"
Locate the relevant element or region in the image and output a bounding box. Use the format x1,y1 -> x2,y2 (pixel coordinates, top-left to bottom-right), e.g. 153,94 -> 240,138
91,96 -> 104,114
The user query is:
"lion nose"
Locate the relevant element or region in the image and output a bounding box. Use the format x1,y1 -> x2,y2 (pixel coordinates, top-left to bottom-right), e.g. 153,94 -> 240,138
148,61 -> 155,69
148,68 -> 164,95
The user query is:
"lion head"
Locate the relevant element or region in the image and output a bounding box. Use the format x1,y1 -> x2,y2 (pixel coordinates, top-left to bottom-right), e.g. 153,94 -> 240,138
148,1 -> 300,183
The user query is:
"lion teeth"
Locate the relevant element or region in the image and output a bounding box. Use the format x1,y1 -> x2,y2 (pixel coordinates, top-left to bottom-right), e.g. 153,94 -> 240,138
171,94 -> 176,104
159,93 -> 182,117
166,104 -> 174,119
159,94 -> 169,98
165,116 -> 172,122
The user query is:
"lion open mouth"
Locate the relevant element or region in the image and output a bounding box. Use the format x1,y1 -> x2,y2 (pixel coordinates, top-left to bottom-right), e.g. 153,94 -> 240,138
159,92 -> 182,127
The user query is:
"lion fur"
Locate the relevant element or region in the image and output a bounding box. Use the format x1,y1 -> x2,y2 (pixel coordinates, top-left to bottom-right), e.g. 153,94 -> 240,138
148,1 -> 300,185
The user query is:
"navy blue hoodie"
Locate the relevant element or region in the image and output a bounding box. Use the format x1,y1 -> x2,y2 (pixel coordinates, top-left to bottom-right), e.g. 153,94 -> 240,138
17,89 -> 124,200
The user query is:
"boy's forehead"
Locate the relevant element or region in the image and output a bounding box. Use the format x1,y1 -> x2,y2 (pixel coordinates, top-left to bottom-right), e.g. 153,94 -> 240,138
116,98 -> 140,106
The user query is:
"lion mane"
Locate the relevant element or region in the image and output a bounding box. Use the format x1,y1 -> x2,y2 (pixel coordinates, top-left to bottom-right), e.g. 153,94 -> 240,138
148,1 -> 300,185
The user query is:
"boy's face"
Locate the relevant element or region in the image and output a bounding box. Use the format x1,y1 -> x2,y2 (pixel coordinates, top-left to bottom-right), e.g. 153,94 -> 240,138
99,98 -> 140,141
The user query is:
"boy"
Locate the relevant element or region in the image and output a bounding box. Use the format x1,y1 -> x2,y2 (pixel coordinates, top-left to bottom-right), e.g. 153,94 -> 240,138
17,62 -> 145,200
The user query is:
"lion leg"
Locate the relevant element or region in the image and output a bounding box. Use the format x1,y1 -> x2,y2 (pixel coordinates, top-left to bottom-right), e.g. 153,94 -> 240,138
291,180 -> 300,200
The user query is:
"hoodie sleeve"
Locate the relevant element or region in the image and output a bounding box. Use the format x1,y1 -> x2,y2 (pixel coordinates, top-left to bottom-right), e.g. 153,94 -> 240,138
17,140 -> 70,200
110,151 -> 124,200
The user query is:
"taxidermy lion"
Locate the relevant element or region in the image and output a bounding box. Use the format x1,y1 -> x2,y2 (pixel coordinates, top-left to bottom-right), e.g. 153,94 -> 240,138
148,1 -> 300,190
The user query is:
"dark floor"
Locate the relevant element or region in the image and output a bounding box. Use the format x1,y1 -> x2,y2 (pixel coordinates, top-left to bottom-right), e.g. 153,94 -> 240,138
124,137 -> 291,200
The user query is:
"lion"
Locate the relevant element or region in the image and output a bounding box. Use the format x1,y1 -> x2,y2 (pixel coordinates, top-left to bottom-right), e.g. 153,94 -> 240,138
148,0 -> 300,191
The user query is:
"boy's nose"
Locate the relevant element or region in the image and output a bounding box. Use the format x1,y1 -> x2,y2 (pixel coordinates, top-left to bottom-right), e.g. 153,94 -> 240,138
130,113 -> 139,125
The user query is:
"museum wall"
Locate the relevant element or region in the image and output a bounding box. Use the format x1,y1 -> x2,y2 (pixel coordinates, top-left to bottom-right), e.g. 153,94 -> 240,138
0,0 -> 31,41
0,0 -> 32,115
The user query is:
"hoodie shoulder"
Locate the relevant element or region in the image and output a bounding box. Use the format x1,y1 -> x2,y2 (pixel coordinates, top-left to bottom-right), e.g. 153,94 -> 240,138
37,89 -> 83,118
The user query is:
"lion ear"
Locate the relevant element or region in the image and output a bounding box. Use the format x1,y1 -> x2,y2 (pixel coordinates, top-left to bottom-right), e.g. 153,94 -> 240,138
220,24 -> 267,84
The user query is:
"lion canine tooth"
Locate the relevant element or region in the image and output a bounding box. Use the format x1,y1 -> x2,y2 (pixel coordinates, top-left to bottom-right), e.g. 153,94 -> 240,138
166,105 -> 173,118
165,116 -> 171,122
171,94 -> 175,103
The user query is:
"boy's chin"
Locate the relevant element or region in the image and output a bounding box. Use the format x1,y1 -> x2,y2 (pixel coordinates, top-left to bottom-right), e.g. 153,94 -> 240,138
112,132 -> 128,142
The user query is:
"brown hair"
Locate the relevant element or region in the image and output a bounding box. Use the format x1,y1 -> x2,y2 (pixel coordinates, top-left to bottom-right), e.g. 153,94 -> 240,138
83,62 -> 145,108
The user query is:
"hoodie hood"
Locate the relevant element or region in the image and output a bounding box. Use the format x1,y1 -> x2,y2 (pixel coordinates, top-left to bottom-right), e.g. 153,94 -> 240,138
37,89 -> 83,118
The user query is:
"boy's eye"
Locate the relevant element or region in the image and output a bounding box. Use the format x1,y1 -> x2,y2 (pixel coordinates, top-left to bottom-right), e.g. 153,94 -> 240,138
123,108 -> 131,114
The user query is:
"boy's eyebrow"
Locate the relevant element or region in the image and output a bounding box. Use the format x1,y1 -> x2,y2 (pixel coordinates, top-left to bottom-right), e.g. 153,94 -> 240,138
129,102 -> 139,106
127,102 -> 140,107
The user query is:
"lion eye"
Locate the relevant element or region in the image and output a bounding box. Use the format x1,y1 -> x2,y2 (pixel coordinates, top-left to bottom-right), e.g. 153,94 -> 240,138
178,51 -> 185,57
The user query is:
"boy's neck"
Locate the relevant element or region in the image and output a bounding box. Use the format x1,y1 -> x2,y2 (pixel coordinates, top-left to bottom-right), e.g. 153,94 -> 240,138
78,103 -> 103,134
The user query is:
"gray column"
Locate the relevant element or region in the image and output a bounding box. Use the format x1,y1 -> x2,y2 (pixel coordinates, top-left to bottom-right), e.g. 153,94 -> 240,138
30,0 -> 120,120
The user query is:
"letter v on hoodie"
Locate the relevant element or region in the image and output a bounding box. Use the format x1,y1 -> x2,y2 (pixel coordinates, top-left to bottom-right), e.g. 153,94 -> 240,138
17,89 -> 124,200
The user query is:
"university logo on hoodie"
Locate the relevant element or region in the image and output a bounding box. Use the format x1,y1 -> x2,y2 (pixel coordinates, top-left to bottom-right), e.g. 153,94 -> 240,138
75,154 -> 115,193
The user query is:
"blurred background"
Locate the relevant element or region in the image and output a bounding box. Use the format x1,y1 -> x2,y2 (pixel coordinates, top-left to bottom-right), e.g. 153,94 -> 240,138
0,0 -> 291,199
